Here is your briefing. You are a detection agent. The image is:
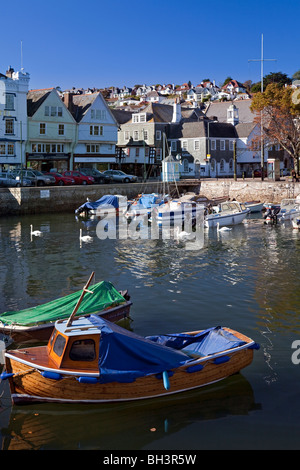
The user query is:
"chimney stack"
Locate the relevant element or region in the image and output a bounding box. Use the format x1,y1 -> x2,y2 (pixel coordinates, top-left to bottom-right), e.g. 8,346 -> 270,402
63,91 -> 74,114
6,66 -> 14,78
172,98 -> 181,123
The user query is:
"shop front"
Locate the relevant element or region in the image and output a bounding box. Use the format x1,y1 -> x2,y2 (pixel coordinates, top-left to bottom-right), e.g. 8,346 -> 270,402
26,152 -> 71,173
73,155 -> 116,172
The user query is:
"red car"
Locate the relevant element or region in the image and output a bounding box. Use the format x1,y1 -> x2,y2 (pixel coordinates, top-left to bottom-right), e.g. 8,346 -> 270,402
62,170 -> 95,185
43,172 -> 75,186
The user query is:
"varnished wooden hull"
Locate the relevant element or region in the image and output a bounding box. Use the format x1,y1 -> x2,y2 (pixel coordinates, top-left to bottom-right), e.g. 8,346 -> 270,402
5,329 -> 255,405
0,301 -> 132,344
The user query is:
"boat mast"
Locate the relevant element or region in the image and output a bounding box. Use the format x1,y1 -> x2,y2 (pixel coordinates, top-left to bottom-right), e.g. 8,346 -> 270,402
66,271 -> 95,327
248,34 -> 276,181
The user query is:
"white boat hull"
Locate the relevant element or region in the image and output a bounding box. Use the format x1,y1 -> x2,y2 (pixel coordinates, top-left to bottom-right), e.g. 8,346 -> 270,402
155,208 -> 203,226
205,210 -> 249,228
244,202 -> 264,213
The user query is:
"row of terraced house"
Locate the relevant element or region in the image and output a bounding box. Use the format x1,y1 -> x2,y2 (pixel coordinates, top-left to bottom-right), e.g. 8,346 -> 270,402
0,66 -> 291,180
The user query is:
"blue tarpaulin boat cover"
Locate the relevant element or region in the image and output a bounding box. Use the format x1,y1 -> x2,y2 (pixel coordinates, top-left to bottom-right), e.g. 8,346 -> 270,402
137,194 -> 162,209
75,195 -> 121,214
89,316 -> 247,383
147,326 -> 247,358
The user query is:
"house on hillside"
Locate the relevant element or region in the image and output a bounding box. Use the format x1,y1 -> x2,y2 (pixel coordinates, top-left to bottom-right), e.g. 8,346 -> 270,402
222,79 -> 246,94
146,90 -> 163,103
158,84 -> 175,95
175,83 -> 191,96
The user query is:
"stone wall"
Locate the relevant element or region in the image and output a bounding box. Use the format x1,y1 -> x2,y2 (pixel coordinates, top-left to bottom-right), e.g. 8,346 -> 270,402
0,179 -> 299,216
0,182 -> 164,216
198,180 -> 300,203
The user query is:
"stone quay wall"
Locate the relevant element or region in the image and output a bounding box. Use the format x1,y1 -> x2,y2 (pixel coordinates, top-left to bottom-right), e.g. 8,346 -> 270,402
0,179 -> 299,216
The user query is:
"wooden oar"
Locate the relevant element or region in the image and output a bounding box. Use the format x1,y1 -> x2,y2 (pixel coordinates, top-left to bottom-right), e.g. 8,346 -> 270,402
66,272 -> 95,327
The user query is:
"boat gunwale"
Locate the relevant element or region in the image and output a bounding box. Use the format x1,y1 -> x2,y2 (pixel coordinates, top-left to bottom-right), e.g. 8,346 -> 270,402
4,332 -> 255,378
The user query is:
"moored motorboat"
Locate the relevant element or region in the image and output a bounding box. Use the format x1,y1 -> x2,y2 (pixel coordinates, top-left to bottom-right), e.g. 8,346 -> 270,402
244,201 -> 264,213
277,198 -> 300,221
205,201 -> 250,229
1,314 -> 259,405
75,195 -> 128,218
125,193 -> 165,219
0,273 -> 132,343
150,194 -> 204,226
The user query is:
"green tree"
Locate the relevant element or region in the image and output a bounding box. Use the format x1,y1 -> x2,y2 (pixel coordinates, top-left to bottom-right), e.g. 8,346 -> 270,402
292,70 -> 300,80
264,72 -> 291,88
251,72 -> 291,93
251,82 -> 262,93
222,76 -> 233,86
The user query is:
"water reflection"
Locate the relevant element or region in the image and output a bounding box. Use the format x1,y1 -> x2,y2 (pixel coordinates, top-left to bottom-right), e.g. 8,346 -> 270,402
1,374 -> 260,450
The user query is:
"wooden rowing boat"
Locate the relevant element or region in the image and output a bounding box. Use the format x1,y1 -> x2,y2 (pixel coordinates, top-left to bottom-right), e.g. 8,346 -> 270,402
1,310 -> 259,405
0,273 -> 132,343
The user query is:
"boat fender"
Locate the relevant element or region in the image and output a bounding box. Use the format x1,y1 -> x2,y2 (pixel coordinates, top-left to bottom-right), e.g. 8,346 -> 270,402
41,371 -> 63,380
214,355 -> 230,365
0,371 -> 14,380
77,376 -> 99,384
248,342 -> 260,350
162,370 -> 170,390
185,364 -> 204,373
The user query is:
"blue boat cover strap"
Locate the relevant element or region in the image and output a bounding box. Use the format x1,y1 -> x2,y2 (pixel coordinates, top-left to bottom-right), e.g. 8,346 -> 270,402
89,317 -> 247,383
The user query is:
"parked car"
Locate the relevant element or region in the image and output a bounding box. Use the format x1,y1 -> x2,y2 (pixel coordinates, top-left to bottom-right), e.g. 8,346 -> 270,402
79,168 -> 113,184
11,169 -> 56,186
103,170 -> 137,183
0,172 -> 33,187
62,170 -> 95,185
43,172 -> 75,186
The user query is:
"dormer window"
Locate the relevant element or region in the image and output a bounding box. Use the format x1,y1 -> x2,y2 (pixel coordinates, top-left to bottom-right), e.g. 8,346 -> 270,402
132,113 -> 147,123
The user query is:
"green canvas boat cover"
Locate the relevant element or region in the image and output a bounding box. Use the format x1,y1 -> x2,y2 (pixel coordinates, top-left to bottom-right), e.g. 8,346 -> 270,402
0,281 -> 126,326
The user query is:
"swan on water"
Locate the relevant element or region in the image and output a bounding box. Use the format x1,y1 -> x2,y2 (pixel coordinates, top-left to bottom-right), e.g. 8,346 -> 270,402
30,225 -> 43,236
174,226 -> 193,240
79,229 -> 93,242
217,222 -> 232,232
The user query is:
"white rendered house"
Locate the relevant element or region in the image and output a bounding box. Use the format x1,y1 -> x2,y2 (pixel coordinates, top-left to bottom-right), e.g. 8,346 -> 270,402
0,66 -> 30,170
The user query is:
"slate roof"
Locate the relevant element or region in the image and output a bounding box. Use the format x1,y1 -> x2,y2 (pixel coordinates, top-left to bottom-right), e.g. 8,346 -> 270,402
71,93 -> 98,121
116,102 -> 206,124
27,89 -> 53,117
169,120 -> 237,139
206,99 -> 254,123
235,122 -> 257,138
111,109 -> 132,124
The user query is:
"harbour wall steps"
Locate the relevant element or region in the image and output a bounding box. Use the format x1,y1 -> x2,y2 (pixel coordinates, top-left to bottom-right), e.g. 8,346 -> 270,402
0,179 -> 299,216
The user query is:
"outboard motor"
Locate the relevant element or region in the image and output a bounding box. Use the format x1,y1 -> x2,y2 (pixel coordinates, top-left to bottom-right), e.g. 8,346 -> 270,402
264,206 -> 280,224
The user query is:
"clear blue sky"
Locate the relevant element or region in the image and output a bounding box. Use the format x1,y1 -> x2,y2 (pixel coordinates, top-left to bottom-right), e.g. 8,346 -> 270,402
1,0 -> 299,91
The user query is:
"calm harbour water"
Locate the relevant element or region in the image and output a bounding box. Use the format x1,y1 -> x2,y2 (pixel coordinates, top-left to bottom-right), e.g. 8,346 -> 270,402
1,210 -> 300,450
